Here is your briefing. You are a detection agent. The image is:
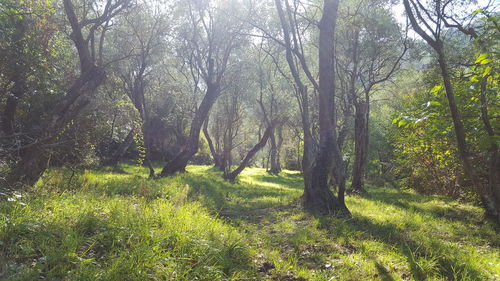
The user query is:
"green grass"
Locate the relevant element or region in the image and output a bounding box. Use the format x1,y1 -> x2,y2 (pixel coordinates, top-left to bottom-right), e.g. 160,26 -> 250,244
0,164 -> 499,280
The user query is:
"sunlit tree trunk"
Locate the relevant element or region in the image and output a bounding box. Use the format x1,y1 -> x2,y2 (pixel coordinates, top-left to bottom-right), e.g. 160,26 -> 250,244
268,125 -> 282,174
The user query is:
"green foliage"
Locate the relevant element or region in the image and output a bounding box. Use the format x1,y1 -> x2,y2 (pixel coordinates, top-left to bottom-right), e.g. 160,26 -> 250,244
389,12 -> 499,198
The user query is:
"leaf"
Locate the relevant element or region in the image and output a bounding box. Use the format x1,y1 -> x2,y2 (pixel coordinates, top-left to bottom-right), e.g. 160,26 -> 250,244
398,118 -> 408,127
475,53 -> 491,64
424,101 -> 441,108
472,9 -> 483,15
480,59 -> 492,65
483,66 -> 491,77
430,85 -> 443,94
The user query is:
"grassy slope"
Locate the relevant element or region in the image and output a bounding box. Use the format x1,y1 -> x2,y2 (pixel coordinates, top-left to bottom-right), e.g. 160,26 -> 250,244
0,164 -> 498,280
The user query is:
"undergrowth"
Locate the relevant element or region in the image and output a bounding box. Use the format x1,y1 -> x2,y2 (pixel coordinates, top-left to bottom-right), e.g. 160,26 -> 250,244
0,164 -> 498,280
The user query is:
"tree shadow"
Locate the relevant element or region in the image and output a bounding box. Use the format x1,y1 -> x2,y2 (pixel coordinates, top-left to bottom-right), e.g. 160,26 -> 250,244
248,172 -> 304,191
362,188 -> 488,228
180,169 -> 303,213
364,187 -> 445,204
374,261 -> 397,281
317,215 -> 486,281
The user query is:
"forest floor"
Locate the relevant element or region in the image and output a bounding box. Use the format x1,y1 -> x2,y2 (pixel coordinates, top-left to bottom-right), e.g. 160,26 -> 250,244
0,164 -> 499,281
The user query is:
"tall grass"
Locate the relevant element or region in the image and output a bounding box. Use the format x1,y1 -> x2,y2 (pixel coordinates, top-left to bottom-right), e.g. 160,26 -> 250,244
0,166 -> 254,280
1,164 -> 498,280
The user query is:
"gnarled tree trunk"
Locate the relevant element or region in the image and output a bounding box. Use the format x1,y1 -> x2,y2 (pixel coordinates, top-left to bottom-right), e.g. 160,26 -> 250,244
160,82 -> 219,176
6,65 -> 106,187
4,0 -> 129,188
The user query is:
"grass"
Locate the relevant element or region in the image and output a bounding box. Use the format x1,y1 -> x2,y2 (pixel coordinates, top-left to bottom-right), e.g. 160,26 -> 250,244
0,164 -> 499,280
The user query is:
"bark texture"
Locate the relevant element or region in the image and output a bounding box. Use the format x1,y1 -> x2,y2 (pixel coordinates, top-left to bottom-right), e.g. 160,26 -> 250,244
268,125 -> 282,174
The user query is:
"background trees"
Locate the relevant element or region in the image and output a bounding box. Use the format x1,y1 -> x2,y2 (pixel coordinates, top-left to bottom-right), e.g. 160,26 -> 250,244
0,0 -> 497,221
159,0 -> 251,176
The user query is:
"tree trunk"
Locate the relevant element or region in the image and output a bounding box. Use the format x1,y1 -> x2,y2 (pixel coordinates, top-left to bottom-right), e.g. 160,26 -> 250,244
5,143 -> 49,189
141,121 -> 155,177
6,66 -> 106,187
203,115 -> 223,169
350,101 -> 369,194
104,127 -> 135,166
225,125 -> 273,182
479,80 -> 500,222
303,0 -> 349,215
160,83 -> 219,176
4,0 -> 128,188
140,115 -> 155,177
222,120 -> 233,177
268,127 -> 281,174
403,0 -> 500,223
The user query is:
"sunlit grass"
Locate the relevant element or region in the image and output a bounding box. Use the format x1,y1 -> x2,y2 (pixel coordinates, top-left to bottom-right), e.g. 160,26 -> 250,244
1,164 -> 499,280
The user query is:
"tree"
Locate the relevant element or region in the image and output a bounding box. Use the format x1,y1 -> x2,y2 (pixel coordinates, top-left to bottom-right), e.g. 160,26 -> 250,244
335,0 -> 406,194
159,0 -> 247,176
268,0 -> 321,211
110,1 -> 169,176
266,0 -> 348,214
403,0 -> 500,222
224,123 -> 274,181
303,0 -> 349,214
4,0 -> 131,187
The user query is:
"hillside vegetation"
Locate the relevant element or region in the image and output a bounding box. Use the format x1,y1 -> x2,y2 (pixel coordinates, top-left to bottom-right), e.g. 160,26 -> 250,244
1,165 -> 498,280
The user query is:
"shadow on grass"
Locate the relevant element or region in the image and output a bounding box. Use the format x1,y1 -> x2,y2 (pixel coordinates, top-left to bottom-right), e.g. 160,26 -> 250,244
318,214 -> 486,281
363,187 -> 484,226
179,169 -> 303,213
374,261 -> 397,281
364,187 -> 447,204
248,172 -> 304,191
